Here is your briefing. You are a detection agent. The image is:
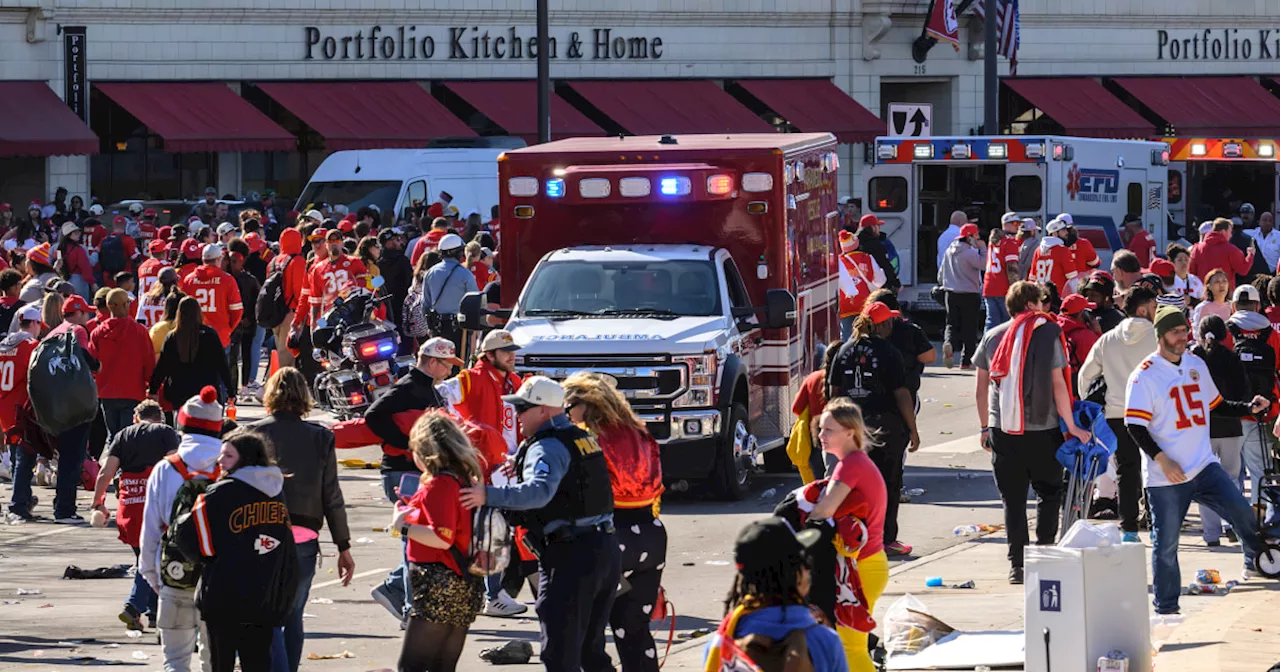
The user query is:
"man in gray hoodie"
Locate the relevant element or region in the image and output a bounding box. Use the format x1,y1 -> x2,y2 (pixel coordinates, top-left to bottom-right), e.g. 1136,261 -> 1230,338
1078,286 -> 1158,543
938,222 -> 985,369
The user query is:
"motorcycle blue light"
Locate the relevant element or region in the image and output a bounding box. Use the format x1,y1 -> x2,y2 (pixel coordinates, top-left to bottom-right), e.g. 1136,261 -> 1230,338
378,342 -> 395,354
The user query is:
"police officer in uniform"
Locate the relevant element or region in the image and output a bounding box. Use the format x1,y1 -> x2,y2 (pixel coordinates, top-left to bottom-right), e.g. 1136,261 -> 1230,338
461,376 -> 620,672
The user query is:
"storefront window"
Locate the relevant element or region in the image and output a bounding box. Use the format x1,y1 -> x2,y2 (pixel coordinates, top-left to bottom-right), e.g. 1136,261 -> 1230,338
1008,175 -> 1043,212
89,88 -> 216,203
869,177 -> 907,212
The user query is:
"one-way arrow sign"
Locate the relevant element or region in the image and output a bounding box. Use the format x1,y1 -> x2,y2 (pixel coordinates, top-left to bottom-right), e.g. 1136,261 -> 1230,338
887,102 -> 933,138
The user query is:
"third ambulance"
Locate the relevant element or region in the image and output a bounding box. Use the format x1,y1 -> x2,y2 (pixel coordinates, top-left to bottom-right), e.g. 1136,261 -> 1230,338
863,135 -> 1170,312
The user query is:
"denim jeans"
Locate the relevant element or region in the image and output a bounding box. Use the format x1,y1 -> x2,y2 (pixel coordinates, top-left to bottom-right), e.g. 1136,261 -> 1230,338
230,326 -> 267,389
1202,436 -> 1245,543
380,470 -> 419,617
101,399 -> 139,445
1147,462 -> 1262,614
269,538 -> 319,672
126,546 -> 158,619
1241,420 -> 1275,513
983,296 -> 1011,332
839,315 -> 855,342
8,444 -> 36,515
54,422 -> 91,519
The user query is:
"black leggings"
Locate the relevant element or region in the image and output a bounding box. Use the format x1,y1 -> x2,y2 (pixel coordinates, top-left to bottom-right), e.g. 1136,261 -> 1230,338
398,619 -> 469,672
610,508 -> 669,672
206,621 -> 273,672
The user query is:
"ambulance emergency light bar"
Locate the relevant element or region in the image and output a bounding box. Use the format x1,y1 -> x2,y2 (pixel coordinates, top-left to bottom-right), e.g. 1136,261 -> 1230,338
505,164 -> 746,204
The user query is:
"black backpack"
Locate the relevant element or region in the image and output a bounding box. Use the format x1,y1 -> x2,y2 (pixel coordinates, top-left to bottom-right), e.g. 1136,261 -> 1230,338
99,234 -> 127,275
256,255 -> 292,329
28,331 -> 98,436
1229,323 -> 1277,400
161,455 -> 215,590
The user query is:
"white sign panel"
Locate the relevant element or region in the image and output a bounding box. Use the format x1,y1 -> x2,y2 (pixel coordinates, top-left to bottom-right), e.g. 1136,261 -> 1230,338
887,102 -> 933,138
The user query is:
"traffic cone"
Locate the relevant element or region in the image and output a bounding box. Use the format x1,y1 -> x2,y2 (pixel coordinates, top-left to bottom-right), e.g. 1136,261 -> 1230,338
268,350 -> 280,379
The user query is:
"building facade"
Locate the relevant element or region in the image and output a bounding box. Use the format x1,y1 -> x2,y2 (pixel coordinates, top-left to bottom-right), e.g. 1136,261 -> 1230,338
1,0 -> 1277,212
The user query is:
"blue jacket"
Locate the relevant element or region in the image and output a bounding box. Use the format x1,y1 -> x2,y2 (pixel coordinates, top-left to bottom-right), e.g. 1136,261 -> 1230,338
1056,400 -> 1116,476
422,257 -> 479,315
704,605 -> 847,672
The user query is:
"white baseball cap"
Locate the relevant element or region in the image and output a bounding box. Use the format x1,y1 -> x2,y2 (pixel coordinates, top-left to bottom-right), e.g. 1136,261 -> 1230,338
1233,284 -> 1261,303
303,209 -> 324,221
1046,218 -> 1068,234
1000,212 -> 1020,225
437,233 -> 464,252
479,329 -> 520,353
502,375 -> 565,412
128,202 -> 144,214
216,222 -> 236,237
201,243 -> 223,260
418,337 -> 464,366
88,204 -> 104,216
1199,220 -> 1215,235
1056,213 -> 1074,226
1020,218 -> 1039,232
17,303 -> 45,326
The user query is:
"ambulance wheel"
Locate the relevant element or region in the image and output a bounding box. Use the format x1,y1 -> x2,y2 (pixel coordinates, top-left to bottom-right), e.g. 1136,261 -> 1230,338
1257,543 -> 1280,579
711,403 -> 751,501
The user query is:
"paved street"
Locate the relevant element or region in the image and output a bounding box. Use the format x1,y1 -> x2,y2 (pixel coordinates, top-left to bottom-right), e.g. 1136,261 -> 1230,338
0,362 -> 1275,671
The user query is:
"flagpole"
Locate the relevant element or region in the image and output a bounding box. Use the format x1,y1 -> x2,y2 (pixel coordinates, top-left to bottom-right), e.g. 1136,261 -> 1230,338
983,0 -> 998,134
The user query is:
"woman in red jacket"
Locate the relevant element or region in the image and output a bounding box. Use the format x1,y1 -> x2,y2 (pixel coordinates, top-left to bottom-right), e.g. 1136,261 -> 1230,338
89,289 -> 157,439
563,372 -> 665,672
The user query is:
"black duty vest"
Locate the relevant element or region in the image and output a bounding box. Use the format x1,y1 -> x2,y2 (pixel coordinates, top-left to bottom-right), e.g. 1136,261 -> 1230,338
513,422 -> 614,537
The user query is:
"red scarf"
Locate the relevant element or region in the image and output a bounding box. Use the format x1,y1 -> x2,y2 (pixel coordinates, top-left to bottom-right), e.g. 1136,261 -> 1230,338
989,311 -> 1071,434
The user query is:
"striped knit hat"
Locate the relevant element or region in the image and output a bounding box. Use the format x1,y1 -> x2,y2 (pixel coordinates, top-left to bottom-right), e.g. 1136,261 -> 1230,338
839,230 -> 857,253
178,386 -> 224,437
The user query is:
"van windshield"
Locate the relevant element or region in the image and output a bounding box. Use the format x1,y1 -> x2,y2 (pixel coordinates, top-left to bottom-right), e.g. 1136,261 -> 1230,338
297,181 -> 401,218
519,259 -> 722,317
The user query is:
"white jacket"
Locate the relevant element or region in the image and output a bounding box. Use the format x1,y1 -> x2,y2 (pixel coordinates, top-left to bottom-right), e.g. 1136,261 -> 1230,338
1077,317 -> 1156,419
138,432 -> 222,591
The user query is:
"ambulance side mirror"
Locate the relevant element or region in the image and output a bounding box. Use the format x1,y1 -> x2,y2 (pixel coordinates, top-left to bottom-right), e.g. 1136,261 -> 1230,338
761,289 -> 796,330
460,292 -> 488,331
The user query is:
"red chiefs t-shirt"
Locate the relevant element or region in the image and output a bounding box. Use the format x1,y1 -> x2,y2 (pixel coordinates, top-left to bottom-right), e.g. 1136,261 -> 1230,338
179,265 -> 244,347
1030,244 -> 1078,291
403,474 -> 472,574
308,255 -> 369,315
0,336 -> 36,431
832,451 -> 887,560
1071,238 -> 1101,274
983,237 -> 1021,298
1127,230 -> 1156,268
136,257 -> 170,296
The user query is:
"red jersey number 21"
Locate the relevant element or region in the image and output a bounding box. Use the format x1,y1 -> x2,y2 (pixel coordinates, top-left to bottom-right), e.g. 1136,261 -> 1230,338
1169,384 -> 1205,430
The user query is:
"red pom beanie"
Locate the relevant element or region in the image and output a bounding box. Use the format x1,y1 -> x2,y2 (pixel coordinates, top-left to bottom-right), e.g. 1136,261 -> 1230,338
178,386 -> 224,437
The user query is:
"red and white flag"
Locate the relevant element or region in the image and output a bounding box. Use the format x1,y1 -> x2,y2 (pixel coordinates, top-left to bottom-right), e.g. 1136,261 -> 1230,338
925,0 -> 960,51
972,0 -> 1021,75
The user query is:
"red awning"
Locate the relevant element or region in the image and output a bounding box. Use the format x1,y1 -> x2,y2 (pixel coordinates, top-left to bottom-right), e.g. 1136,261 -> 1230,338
441,81 -> 602,143
95,82 -> 294,153
566,80 -> 773,135
257,82 -> 474,151
1111,76 -> 1280,137
735,79 -> 881,143
0,82 -> 98,157
1004,78 -> 1155,139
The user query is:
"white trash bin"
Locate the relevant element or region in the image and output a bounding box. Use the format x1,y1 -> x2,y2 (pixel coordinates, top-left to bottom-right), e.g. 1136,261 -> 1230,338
1024,542 -> 1150,671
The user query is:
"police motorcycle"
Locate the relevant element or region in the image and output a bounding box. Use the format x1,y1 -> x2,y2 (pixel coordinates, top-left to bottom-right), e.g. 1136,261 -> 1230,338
311,276 -> 415,419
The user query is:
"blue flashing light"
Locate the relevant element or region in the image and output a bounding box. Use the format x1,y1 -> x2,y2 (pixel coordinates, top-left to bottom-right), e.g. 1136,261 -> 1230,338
378,341 -> 396,354
659,177 -> 679,195
545,178 -> 566,198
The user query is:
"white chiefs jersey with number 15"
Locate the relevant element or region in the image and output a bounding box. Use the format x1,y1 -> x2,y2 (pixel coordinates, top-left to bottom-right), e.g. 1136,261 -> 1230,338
1123,352 -> 1223,488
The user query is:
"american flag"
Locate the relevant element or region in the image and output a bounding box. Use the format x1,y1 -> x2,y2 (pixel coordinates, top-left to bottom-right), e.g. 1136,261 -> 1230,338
971,0 -> 1020,75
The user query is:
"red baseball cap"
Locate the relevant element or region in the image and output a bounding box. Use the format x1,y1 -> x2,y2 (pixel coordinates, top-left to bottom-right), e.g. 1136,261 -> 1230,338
181,238 -> 203,260
959,223 -> 980,238
338,219 -> 354,233
62,295 -> 91,315
149,239 -> 169,254
1147,258 -> 1176,278
142,208 -> 158,218
1060,294 -> 1097,315
342,213 -> 358,223
112,215 -> 127,227
242,232 -> 267,253
156,225 -> 172,241
858,213 -> 883,229
862,301 -> 900,324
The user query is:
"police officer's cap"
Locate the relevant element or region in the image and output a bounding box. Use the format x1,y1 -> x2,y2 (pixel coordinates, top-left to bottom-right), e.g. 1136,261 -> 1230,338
503,376 -> 565,413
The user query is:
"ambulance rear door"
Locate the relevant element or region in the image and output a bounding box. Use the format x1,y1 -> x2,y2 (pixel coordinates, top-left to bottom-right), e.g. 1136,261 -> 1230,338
1168,161 -> 1187,240
866,163 -> 915,285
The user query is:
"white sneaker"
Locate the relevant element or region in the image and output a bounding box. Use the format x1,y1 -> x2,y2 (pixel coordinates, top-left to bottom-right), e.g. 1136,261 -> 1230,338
483,591 -> 528,617
1242,568 -> 1257,582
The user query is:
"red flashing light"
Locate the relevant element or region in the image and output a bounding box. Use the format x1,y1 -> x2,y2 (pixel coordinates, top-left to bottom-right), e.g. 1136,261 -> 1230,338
360,343 -> 379,358
707,174 -> 734,195
349,392 -> 366,406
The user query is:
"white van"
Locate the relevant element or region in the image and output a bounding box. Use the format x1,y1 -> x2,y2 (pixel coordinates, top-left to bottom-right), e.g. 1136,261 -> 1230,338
296,140 -> 521,228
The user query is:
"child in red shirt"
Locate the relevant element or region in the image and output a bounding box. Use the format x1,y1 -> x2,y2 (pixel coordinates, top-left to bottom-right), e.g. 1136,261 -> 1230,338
389,414 -> 486,672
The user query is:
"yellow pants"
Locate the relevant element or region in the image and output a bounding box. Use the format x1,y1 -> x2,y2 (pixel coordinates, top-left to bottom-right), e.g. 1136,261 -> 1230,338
837,550 -> 890,672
